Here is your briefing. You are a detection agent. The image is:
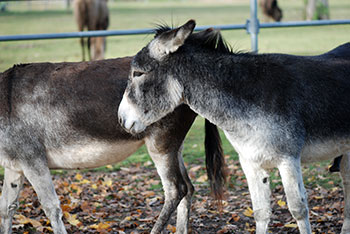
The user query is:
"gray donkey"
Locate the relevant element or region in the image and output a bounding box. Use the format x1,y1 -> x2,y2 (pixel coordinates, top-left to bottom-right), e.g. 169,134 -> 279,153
0,57 -> 225,234
118,20 -> 350,234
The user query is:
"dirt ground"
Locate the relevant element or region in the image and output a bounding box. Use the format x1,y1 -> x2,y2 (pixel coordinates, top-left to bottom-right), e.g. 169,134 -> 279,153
9,163 -> 344,234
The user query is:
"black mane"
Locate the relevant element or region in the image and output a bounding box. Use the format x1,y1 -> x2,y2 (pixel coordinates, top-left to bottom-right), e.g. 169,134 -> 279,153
154,24 -> 233,54
154,24 -> 172,38
189,28 -> 233,54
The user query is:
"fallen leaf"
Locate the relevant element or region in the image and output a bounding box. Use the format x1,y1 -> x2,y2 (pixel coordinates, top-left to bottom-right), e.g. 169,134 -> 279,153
103,179 -> 113,187
142,191 -> 155,198
189,165 -> 202,172
167,224 -> 176,233
70,184 -> 82,195
89,222 -> 111,230
81,179 -> 91,184
243,207 -> 254,218
277,199 -> 286,207
197,174 -> 208,183
63,212 -> 81,227
75,173 -> 83,181
124,216 -> 132,221
231,213 -> 240,222
61,204 -> 72,212
284,223 -> 298,228
14,214 -> 42,228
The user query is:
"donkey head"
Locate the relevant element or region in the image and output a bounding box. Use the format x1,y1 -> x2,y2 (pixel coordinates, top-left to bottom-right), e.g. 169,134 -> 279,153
118,20 -> 196,134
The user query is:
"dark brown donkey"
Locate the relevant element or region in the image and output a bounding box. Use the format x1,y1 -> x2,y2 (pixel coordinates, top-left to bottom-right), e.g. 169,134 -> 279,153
73,0 -> 109,61
0,57 -> 225,234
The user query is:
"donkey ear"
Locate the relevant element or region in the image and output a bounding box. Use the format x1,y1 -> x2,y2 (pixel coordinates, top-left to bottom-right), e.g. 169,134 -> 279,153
159,19 -> 196,54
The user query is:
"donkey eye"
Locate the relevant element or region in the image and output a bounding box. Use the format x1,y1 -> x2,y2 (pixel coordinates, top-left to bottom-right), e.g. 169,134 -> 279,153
133,71 -> 145,78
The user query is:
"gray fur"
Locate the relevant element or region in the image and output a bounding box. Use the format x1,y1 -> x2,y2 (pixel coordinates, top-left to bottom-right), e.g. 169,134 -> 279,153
0,57 -> 199,233
118,20 -> 350,233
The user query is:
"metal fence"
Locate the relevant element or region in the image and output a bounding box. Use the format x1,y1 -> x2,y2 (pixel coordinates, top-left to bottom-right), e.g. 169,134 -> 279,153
1,0 -> 350,53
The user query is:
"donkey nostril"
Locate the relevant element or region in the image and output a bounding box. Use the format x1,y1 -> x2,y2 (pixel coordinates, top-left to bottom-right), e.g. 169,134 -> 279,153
118,116 -> 125,126
130,121 -> 135,130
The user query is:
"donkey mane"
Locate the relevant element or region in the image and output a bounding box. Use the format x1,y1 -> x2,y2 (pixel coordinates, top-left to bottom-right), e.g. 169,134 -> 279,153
154,24 -> 233,54
154,24 -> 172,37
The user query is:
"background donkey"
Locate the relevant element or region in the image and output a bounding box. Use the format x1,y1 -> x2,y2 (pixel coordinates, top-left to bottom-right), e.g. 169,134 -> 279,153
259,0 -> 283,22
118,20 -> 350,234
73,0 -> 109,61
0,57 -> 225,234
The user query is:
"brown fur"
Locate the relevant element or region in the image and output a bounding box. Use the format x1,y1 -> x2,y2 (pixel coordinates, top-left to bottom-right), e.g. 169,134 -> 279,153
259,0 -> 283,22
73,0 -> 109,61
0,57 -> 202,233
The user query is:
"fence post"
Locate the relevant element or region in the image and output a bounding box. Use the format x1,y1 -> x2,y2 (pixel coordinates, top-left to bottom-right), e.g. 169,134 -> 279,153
246,0 -> 260,53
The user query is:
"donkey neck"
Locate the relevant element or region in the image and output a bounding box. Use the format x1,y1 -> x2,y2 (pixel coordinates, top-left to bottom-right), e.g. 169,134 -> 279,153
178,52 -> 291,132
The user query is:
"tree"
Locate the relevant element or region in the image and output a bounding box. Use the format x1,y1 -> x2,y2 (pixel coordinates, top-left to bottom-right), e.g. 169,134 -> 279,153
305,0 -> 330,20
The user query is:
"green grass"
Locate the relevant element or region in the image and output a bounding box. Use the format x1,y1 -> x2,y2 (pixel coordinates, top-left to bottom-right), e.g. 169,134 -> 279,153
0,0 -> 348,188
1,0 -> 349,71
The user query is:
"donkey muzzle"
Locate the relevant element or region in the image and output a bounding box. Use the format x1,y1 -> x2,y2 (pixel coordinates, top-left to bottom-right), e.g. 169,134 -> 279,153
118,97 -> 147,135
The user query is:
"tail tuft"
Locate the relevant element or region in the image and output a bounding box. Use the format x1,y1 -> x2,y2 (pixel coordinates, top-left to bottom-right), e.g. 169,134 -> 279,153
205,119 -> 227,204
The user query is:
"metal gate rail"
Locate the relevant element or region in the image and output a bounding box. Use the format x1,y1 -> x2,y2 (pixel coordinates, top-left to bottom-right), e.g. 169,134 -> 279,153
0,0 -> 349,53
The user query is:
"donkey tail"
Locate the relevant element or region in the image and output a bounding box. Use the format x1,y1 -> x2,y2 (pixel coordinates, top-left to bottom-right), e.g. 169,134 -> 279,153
205,119 -> 227,201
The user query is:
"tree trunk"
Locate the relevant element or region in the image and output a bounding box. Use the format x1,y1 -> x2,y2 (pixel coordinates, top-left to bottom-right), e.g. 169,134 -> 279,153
66,0 -> 71,10
305,0 -> 330,20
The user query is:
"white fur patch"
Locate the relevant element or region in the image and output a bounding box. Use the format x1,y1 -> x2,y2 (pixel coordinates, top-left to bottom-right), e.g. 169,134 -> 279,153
47,139 -> 144,169
118,93 -> 146,133
167,77 -> 183,105
223,129 -> 277,169
225,125 -> 350,167
145,137 -> 176,197
148,38 -> 182,61
0,151 -> 21,172
148,39 -> 167,61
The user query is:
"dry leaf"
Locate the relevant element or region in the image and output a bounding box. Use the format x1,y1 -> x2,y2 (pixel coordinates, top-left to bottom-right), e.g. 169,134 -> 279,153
277,199 -> 286,207
284,223 -> 298,228
90,222 -> 111,230
81,179 -> 91,184
167,224 -> 176,233
103,179 -> 113,187
63,212 -> 81,227
196,174 -> 208,183
14,214 -> 42,228
189,165 -> 202,172
75,173 -> 83,181
243,207 -> 254,217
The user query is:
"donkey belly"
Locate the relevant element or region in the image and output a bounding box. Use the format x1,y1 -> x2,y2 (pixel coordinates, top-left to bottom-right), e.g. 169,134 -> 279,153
301,138 -> 350,164
47,139 -> 144,169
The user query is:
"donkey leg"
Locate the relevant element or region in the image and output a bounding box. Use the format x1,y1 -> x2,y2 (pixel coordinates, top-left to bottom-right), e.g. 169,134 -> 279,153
145,139 -> 188,234
240,157 -> 271,234
80,37 -> 86,61
22,163 -> 67,234
175,149 -> 194,234
0,168 -> 24,234
278,158 -> 311,234
340,152 -> 350,234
